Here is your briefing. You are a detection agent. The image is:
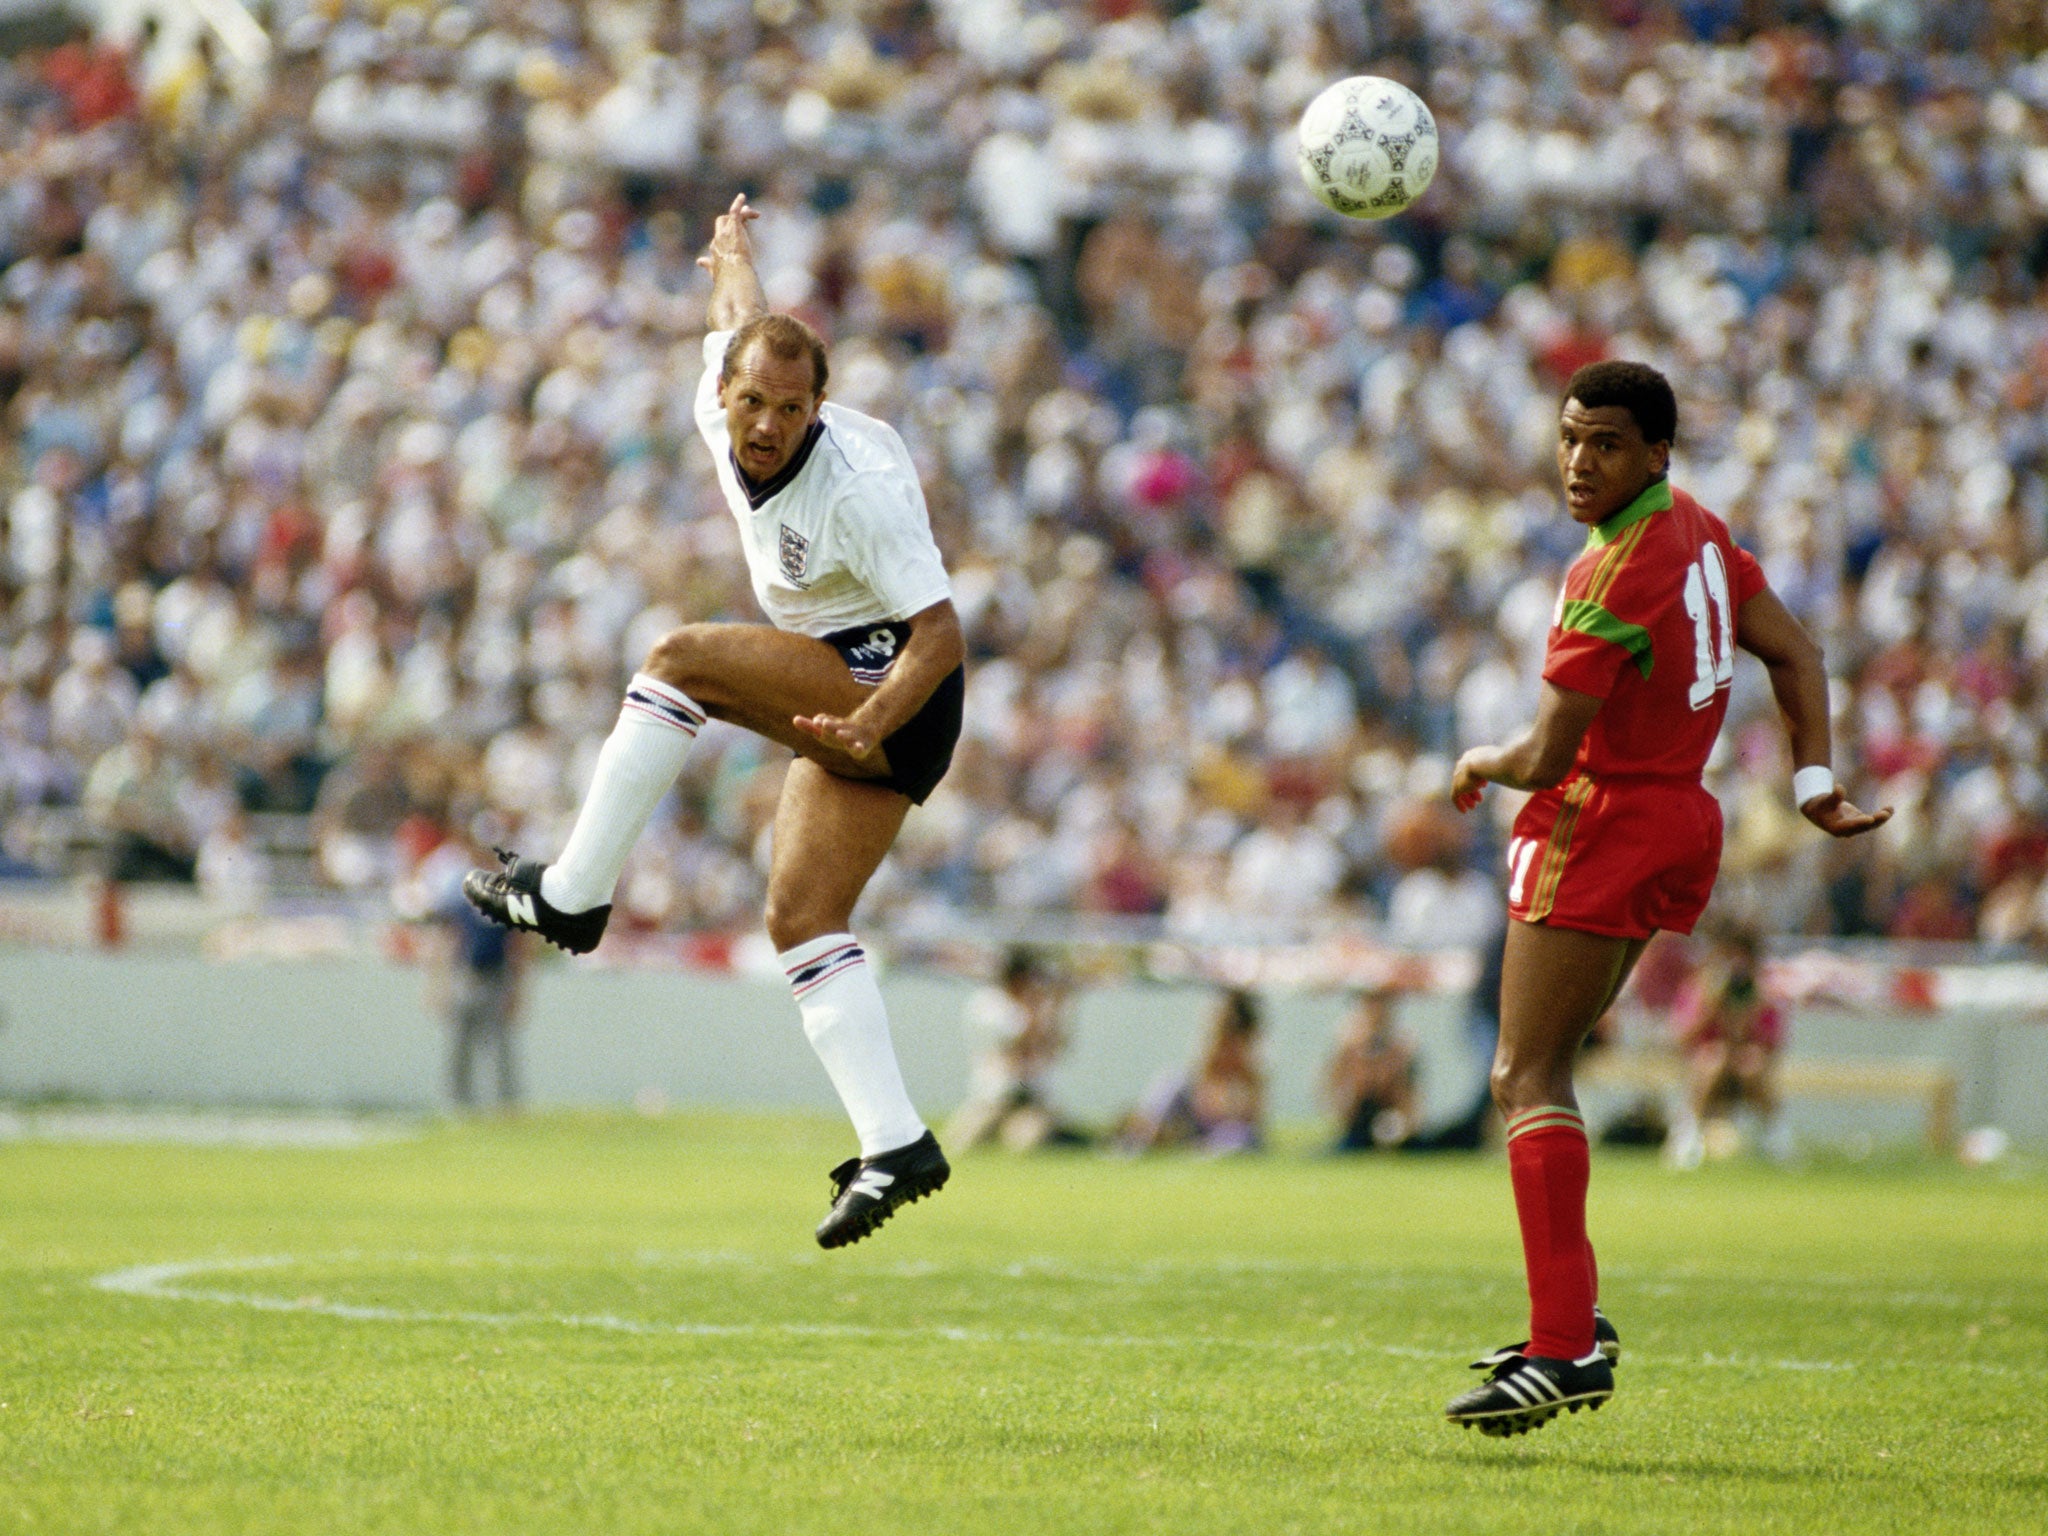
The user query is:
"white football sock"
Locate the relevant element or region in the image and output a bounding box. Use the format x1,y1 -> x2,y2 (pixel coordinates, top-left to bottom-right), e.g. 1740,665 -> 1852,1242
780,933 -> 927,1158
540,674 -> 703,913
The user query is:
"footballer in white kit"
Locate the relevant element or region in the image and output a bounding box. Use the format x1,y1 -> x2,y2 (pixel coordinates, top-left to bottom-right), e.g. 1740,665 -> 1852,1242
694,329 -> 952,650
465,194 -> 963,1249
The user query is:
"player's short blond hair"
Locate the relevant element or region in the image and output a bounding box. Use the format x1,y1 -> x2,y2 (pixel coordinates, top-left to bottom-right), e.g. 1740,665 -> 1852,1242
723,313 -> 828,397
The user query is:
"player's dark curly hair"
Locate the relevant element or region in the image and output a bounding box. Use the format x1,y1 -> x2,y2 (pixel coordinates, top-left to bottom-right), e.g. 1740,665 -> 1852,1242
1563,360 -> 1678,447
723,312 -> 829,397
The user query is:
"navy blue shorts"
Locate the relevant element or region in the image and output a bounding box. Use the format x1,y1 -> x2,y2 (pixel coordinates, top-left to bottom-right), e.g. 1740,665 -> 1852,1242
822,621 -> 964,806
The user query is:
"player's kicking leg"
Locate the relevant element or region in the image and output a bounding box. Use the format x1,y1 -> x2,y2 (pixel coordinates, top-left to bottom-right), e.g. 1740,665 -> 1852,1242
1445,920 -> 1644,1436
463,623 -> 877,951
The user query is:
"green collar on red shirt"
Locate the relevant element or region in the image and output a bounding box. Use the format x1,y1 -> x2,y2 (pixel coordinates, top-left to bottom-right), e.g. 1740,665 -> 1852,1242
1584,477 -> 1673,548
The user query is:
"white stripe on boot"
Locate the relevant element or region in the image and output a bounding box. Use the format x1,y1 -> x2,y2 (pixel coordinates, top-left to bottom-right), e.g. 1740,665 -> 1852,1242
780,933 -> 927,1158
540,673 -> 704,914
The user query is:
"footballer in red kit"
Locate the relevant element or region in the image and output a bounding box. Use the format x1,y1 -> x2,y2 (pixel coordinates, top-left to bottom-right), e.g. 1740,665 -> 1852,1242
1443,361 -> 1892,1436
1504,477 -> 1764,940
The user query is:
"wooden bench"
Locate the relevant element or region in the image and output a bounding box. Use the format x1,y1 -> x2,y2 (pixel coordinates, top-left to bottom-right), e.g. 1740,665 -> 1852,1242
1579,1048 -> 1958,1153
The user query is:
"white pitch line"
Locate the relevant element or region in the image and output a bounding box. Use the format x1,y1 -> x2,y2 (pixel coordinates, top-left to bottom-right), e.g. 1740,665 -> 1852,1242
0,1108 -> 416,1149
88,1254 -> 2037,1378
89,1256 -> 1455,1357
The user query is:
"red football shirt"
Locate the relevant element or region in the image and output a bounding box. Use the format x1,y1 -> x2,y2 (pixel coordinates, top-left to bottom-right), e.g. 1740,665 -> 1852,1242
1542,479 -> 1766,781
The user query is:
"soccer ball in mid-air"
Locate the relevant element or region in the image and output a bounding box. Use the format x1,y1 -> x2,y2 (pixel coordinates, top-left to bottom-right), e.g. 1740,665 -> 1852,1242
1296,76 -> 1438,219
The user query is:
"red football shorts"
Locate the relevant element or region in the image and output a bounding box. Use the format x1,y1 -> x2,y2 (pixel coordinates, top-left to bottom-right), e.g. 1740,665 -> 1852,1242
1504,773 -> 1722,939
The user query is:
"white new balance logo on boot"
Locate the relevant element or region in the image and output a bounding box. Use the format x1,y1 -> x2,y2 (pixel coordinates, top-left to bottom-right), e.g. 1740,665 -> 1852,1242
849,1169 -> 896,1200
505,893 -> 538,926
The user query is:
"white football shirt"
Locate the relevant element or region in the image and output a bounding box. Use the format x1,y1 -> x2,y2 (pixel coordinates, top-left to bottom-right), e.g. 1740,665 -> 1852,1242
695,330 -> 952,638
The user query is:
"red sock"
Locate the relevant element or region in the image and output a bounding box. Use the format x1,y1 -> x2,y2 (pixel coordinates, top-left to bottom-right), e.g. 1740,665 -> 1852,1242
1506,1106 -> 1595,1361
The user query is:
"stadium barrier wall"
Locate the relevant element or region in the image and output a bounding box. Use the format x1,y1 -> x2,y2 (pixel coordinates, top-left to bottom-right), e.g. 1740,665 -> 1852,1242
2,940 -> 2043,1150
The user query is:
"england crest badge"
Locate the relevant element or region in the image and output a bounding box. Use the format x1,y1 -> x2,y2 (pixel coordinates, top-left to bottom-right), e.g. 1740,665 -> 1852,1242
778,523 -> 811,585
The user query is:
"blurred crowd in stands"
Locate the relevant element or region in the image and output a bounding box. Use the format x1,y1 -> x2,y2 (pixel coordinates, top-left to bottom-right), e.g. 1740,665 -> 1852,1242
3,0 -> 2047,951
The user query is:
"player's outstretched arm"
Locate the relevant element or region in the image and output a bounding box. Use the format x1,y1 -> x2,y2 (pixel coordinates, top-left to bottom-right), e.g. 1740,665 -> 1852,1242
1735,587 -> 1892,838
698,193 -> 768,332
1451,682 -> 1603,812
795,599 -> 966,764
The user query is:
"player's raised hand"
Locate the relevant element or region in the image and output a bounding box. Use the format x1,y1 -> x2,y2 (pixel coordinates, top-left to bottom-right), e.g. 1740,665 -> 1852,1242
1800,786 -> 1893,838
697,193 -> 760,273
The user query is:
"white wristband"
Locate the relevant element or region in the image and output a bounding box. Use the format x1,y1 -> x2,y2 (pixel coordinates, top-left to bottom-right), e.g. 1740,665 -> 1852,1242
1793,765 -> 1834,810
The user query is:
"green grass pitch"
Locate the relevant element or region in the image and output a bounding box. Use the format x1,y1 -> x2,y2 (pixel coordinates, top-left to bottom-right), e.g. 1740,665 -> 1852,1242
2,1111 -> 2041,1535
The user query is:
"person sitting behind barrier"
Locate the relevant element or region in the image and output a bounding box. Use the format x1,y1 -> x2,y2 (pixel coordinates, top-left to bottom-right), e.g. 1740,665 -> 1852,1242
948,946 -> 1090,1151
1325,985 -> 1418,1151
1117,987 -> 1266,1155
82,724 -> 199,883
1665,927 -> 1790,1166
